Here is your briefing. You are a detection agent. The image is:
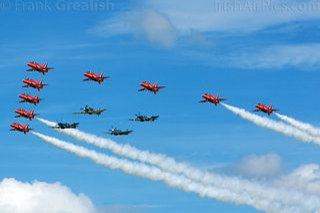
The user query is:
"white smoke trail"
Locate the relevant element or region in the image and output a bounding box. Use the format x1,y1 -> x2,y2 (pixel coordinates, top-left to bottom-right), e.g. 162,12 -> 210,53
221,103 -> 320,145
37,118 -> 320,212
31,131 -> 303,213
275,113 -> 320,138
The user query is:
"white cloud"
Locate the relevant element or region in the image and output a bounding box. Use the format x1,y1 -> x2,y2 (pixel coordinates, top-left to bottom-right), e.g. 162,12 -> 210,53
90,9 -> 177,48
0,178 -> 96,213
186,30 -> 214,47
273,164 -> 320,196
135,9 -> 177,48
234,153 -> 283,178
231,153 -> 320,197
231,44 -> 320,69
183,43 -> 320,69
89,0 -> 320,51
145,0 -> 320,32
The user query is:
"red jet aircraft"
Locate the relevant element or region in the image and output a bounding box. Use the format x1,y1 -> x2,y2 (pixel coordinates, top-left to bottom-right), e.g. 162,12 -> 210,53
14,109 -> 39,120
19,94 -> 43,106
27,62 -> 53,75
10,123 -> 32,134
200,94 -> 227,106
22,79 -> 47,91
253,103 -> 279,116
83,72 -> 109,84
139,82 -> 165,94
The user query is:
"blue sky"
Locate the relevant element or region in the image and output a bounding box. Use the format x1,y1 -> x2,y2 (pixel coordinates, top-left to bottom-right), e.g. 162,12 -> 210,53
1,0 -> 320,212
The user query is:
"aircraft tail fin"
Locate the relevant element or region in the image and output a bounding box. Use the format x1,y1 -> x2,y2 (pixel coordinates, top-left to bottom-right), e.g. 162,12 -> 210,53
99,72 -> 102,77
154,82 -> 158,87
269,104 -> 272,109
25,123 -> 29,128
35,94 -> 38,99
215,94 -> 219,98
43,62 -> 47,68
30,109 -> 34,114
38,79 -> 42,84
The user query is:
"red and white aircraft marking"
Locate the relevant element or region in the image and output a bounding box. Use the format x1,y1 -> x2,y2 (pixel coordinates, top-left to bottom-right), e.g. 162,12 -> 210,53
253,103 -> 279,116
14,109 -> 39,120
27,62 -> 53,75
139,82 -> 165,94
19,94 -> 43,106
22,79 -> 47,91
83,72 -> 109,84
10,123 -> 32,134
200,94 -> 227,106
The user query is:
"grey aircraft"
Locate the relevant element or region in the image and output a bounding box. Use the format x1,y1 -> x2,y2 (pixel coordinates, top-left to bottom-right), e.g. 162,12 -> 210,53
73,105 -> 107,116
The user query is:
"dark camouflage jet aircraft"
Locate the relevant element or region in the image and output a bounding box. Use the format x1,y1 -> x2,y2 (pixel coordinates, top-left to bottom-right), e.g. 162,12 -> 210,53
105,128 -> 133,136
73,105 -> 107,116
129,114 -> 159,122
52,122 -> 79,129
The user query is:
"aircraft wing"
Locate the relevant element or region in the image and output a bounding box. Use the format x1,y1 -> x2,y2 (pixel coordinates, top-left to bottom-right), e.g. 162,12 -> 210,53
73,111 -> 87,115
145,116 -> 158,121
151,116 -> 159,120
252,109 -> 260,112
120,130 -> 133,135
71,123 -> 79,128
94,109 -> 107,114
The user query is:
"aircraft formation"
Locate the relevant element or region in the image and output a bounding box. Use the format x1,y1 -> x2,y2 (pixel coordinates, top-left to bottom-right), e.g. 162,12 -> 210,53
11,61 -> 280,135
10,62 -> 53,134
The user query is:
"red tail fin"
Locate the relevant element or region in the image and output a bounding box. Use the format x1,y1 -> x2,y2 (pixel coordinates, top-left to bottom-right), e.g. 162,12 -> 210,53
25,123 -> 29,128
99,72 -> 102,77
38,79 -> 42,84
269,104 -> 272,109
154,82 -> 158,87
215,94 -> 219,99
43,63 -> 47,68
30,109 -> 34,114
35,94 -> 38,99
